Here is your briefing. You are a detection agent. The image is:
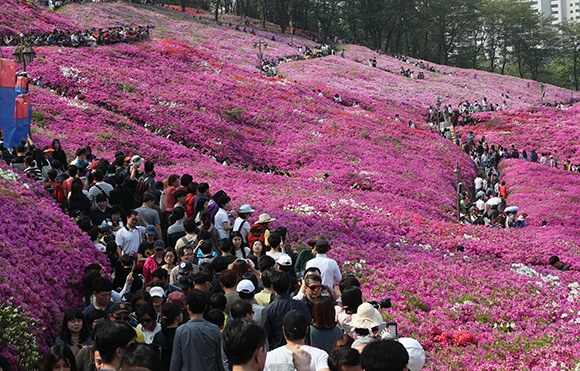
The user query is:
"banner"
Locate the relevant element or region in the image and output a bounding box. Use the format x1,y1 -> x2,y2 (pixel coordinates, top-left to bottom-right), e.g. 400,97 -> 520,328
4,94 -> 31,148
0,59 -> 16,131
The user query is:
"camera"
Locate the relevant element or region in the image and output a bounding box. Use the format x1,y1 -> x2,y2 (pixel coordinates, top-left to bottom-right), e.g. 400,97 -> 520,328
369,298 -> 392,309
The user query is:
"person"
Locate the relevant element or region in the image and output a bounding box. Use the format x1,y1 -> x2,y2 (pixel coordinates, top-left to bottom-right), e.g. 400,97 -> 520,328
43,344 -> 77,371
94,321 -> 137,371
51,139 -> 67,170
118,342 -> 162,371
328,348 -> 362,371
390,338 -> 425,371
310,296 -> 343,354
88,169 -> 114,207
335,286 -> 362,334
170,289 -> 225,371
255,268 -> 274,307
55,308 -> 92,357
231,231 -> 250,258
264,271 -> 312,348
164,174 -> 180,214
236,279 -> 266,325
265,310 -> 330,371
360,340 -> 409,371
152,268 -> 182,297
82,277 -> 114,319
233,204 -> 254,244
109,173 -> 135,217
90,193 -> 111,227
248,214 -> 275,249
152,302 -> 182,371
266,233 -> 285,261
135,193 -> 162,239
249,240 -> 266,258
143,240 -> 166,283
116,210 -> 147,257
162,248 -> 177,273
214,194 -> 233,239
549,255 -> 570,271
222,318 -> 267,371
305,239 -> 342,290
136,302 -> 162,344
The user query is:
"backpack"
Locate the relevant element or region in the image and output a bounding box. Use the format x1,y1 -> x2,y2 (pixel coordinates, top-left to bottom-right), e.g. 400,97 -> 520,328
134,174 -> 151,205
247,223 -> 267,248
45,181 -> 65,204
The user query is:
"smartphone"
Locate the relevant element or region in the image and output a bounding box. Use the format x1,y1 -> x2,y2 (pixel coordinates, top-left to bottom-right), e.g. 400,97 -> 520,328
387,322 -> 398,338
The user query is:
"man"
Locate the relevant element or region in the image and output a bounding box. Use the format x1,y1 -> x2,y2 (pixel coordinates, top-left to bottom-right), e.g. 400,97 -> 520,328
549,255 -> 570,271
170,245 -> 197,284
305,239 -> 342,289
170,289 -> 225,371
135,193 -> 162,239
90,193 -> 111,227
265,310 -> 330,371
94,321 -> 136,371
108,302 -> 146,343
193,269 -> 214,292
116,210 -> 147,257
137,225 -> 158,264
88,169 -> 114,206
193,182 -> 211,217
167,207 -> 186,248
265,271 -> 311,349
109,172 -> 136,217
222,318 -> 267,371
174,218 -> 197,250
82,277 -> 114,319
236,279 -> 266,326
360,340 -> 409,371
219,269 -> 239,314
295,274 -> 323,315
152,267 -> 183,296
255,269 -> 274,307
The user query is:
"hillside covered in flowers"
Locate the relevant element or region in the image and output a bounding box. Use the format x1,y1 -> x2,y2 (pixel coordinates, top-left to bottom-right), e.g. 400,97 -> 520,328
3,0 -> 580,369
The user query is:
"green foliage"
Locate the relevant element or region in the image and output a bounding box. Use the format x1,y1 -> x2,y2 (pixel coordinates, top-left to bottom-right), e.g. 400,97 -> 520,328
0,300 -> 41,369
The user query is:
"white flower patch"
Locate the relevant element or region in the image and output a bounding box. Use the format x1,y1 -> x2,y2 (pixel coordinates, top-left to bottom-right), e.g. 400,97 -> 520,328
309,130 -> 323,137
0,168 -> 20,182
283,203 -> 317,216
60,66 -> 87,82
158,100 -> 179,108
329,198 -> 382,214
510,263 -> 560,286
201,61 -> 221,74
66,99 -> 89,109
568,282 -> 580,302
463,234 -> 479,240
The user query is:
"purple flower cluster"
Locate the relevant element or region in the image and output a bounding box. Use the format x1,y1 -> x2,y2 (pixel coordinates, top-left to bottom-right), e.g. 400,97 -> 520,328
3,1 -> 580,369
0,166 -> 107,367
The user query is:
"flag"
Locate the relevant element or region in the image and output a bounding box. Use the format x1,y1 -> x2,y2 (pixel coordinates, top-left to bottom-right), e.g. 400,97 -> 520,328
4,93 -> 31,148
0,59 -> 16,131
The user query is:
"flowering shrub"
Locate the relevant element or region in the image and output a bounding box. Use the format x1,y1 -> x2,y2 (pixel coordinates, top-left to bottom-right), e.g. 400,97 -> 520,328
0,166 -> 107,368
3,1 -> 580,369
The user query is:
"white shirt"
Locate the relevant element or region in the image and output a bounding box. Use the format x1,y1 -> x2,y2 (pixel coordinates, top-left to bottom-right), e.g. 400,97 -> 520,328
137,322 -> 161,344
474,177 -> 484,191
214,208 -> 230,239
88,181 -> 114,205
475,199 -> 485,211
115,225 -> 146,255
265,345 -> 328,371
233,217 -> 251,243
305,254 -> 342,288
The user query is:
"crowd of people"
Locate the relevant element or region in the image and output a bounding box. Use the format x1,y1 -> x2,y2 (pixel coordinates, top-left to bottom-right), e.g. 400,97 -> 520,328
0,138 -> 426,371
1,25 -> 150,47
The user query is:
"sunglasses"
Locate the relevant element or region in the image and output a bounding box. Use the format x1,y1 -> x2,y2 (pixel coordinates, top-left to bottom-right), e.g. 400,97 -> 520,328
307,285 -> 321,291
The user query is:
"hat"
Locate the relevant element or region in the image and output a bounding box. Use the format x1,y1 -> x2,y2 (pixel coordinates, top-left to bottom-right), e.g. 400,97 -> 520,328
257,213 -> 276,224
43,147 -> 55,153
352,303 -> 383,329
110,302 -> 131,314
277,254 -> 292,266
130,155 -> 144,166
396,338 -> 425,371
283,310 -> 308,334
146,225 -> 156,235
238,204 -> 255,214
236,279 -> 255,294
178,261 -> 194,275
124,156 -> 131,162
154,240 -> 165,250
168,291 -> 186,309
177,275 -> 193,290
149,286 -> 165,298
314,239 -> 331,252
99,222 -> 111,233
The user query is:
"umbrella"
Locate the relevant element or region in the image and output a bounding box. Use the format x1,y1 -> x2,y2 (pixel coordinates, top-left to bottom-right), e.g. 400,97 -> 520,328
504,206 -> 519,213
486,197 -> 502,206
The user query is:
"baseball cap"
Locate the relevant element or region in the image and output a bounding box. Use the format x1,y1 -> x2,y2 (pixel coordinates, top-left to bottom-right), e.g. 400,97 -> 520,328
396,338 -> 425,371
276,254 -> 292,266
154,240 -> 165,250
146,225 -> 156,235
236,279 -> 255,294
178,261 -> 194,275
149,286 -> 165,298
110,302 -> 131,315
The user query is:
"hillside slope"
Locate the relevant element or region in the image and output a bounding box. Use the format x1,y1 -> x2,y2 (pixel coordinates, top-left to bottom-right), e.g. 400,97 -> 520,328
3,1 -> 580,369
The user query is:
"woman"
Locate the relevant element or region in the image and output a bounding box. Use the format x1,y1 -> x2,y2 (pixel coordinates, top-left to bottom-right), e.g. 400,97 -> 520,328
136,302 -> 161,344
198,210 -> 220,253
310,296 -> 344,354
194,196 -> 209,225
336,286 -> 363,335
161,248 -> 177,273
233,204 -> 254,245
33,147 -> 51,180
43,344 -> 77,371
152,302 -> 182,371
55,308 -> 92,357
51,139 -> 67,170
163,174 -> 180,214
108,205 -> 124,235
84,145 -> 96,163
69,180 -> 91,217
143,242 -> 166,283
248,240 -> 266,258
184,182 -> 198,219
231,231 -> 250,259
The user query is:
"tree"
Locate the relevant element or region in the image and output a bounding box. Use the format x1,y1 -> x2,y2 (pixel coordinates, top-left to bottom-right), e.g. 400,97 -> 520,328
559,20 -> 580,90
